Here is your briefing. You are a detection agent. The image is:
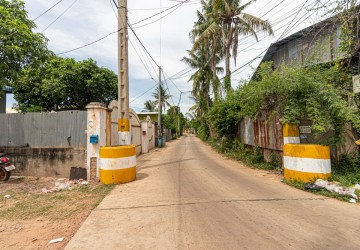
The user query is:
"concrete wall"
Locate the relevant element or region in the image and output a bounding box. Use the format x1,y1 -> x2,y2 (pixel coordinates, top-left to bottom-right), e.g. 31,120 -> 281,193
0,147 -> 85,177
108,100 -> 143,155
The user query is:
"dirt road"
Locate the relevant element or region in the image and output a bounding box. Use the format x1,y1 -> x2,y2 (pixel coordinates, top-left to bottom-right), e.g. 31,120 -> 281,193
66,134 -> 360,249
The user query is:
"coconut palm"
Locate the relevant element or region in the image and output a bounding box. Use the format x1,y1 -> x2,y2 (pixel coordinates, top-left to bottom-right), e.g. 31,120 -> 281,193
152,83 -> 171,113
143,100 -> 157,112
189,1 -> 223,101
193,0 -> 273,93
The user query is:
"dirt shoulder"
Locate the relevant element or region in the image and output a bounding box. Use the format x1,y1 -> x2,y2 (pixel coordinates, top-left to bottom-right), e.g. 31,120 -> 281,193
0,177 -> 113,250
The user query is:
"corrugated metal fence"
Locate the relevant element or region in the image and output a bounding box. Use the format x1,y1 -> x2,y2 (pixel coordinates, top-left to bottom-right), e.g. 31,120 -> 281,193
0,111 -> 87,148
237,112 -> 283,151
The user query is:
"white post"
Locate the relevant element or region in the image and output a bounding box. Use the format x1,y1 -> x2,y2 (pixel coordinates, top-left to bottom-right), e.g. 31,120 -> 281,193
86,102 -> 108,180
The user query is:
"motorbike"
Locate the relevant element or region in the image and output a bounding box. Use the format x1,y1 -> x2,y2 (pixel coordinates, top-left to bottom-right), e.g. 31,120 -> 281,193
0,153 -> 16,181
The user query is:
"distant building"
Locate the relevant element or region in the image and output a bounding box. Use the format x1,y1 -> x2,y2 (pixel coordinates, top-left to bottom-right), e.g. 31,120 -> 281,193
137,112 -> 159,123
0,86 -> 13,113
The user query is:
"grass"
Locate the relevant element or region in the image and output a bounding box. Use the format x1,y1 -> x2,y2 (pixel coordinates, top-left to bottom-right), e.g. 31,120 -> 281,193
283,179 -> 359,202
206,138 -> 278,171
0,182 -> 114,220
203,136 -> 360,202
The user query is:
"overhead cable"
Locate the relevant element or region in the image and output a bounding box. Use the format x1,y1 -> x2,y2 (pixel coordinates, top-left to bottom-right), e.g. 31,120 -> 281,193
33,0 -> 64,21
56,0 -> 190,55
41,0 -> 79,33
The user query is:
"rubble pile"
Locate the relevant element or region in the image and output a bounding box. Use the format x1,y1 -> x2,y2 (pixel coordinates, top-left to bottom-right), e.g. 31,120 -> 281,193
305,179 -> 360,203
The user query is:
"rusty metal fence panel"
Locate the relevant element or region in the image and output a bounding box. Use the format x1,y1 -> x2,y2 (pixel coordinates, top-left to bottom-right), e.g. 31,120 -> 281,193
0,111 -> 86,148
238,113 -> 283,151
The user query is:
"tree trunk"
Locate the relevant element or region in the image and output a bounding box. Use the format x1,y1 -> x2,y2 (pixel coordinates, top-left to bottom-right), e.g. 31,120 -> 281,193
224,44 -> 231,94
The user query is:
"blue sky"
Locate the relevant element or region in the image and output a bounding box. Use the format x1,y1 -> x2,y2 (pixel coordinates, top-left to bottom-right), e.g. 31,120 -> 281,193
7,0 -> 330,113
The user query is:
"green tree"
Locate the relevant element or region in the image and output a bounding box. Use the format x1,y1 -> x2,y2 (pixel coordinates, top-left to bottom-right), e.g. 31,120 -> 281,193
188,0 -> 223,100
143,100 -> 157,112
192,0 -> 273,93
14,56 -> 118,111
208,62 -> 360,144
0,0 -> 49,87
152,83 -> 171,113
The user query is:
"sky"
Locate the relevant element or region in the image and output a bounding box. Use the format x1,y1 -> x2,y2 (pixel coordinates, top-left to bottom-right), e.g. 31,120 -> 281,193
6,0 -> 331,114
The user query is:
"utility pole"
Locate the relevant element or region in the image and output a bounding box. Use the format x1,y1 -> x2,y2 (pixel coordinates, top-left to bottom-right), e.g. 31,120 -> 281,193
118,0 -> 130,145
98,0 -> 135,185
177,106 -> 180,137
158,66 -> 162,146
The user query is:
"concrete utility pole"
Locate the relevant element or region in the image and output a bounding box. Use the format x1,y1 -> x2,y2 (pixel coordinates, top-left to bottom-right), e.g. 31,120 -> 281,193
158,66 -> 162,146
118,0 -> 130,145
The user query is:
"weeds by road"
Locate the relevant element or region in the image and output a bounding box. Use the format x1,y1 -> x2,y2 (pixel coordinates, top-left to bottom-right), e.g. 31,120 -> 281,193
203,137 -> 360,203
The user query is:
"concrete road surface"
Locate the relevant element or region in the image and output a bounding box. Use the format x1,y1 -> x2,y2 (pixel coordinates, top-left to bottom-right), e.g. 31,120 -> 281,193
66,134 -> 360,250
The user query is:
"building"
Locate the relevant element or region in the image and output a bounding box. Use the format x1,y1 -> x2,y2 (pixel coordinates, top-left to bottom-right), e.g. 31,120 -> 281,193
0,86 -> 13,113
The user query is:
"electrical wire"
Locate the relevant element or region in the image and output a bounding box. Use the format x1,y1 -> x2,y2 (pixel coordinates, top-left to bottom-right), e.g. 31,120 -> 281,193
32,0 -> 64,21
56,0 -> 190,55
130,83 -> 158,103
41,0 -> 79,33
231,0 -> 330,77
128,22 -> 159,68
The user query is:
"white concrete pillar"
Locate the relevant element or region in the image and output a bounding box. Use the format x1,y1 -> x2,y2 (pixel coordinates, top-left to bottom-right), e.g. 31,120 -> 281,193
86,102 -> 108,180
141,121 -> 149,154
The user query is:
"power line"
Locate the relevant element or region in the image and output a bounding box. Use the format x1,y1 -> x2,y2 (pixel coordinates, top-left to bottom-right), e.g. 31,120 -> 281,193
111,0 -> 118,9
109,0 -> 118,18
231,0 -> 328,77
56,29 -> 121,55
163,70 -> 183,93
33,0 -> 64,21
128,22 -> 159,67
127,0 -> 200,11
131,0 -> 190,27
56,0 -> 190,55
162,70 -> 176,106
132,1 -> 189,29
41,0 -> 79,33
130,83 -> 158,104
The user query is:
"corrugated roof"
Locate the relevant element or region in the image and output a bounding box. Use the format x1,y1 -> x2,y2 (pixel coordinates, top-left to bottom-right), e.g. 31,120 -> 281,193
261,16 -> 336,62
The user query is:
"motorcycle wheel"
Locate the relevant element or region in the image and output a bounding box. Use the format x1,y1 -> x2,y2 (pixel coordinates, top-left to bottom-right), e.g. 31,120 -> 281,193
0,166 -> 10,181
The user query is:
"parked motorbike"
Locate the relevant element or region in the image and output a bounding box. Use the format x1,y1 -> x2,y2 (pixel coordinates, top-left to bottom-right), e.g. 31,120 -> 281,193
0,153 -> 16,181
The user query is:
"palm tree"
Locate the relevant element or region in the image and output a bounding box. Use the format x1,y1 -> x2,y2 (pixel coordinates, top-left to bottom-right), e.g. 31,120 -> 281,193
143,100 -> 157,112
189,1 -> 223,101
152,83 -> 171,113
193,0 -> 273,93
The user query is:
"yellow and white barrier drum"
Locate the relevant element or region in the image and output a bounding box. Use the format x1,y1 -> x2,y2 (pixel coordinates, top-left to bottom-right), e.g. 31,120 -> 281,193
283,144 -> 331,182
99,146 -> 136,184
283,123 -> 300,145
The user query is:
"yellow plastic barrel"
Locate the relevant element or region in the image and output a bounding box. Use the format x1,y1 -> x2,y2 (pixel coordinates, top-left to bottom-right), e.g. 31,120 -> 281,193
99,146 -> 136,184
283,144 -> 331,182
283,123 -> 300,144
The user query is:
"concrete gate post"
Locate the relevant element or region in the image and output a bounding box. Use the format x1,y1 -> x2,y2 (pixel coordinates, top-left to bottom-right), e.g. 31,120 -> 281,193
86,102 -> 108,181
141,120 -> 149,154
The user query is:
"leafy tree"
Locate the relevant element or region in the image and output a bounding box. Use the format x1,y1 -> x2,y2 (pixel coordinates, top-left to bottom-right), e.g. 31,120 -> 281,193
163,105 -> 186,136
143,100 -> 157,112
14,56 -> 118,111
0,0 -> 49,87
208,62 -> 360,144
192,0 -> 273,92
188,0 -> 223,100
152,83 -> 171,113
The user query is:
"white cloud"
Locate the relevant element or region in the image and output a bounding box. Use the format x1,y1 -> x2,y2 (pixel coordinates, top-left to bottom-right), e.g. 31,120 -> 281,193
22,0 -> 330,114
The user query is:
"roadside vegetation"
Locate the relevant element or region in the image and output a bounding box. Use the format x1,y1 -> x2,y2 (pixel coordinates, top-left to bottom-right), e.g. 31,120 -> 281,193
206,138 -> 278,171
183,1 -> 360,202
